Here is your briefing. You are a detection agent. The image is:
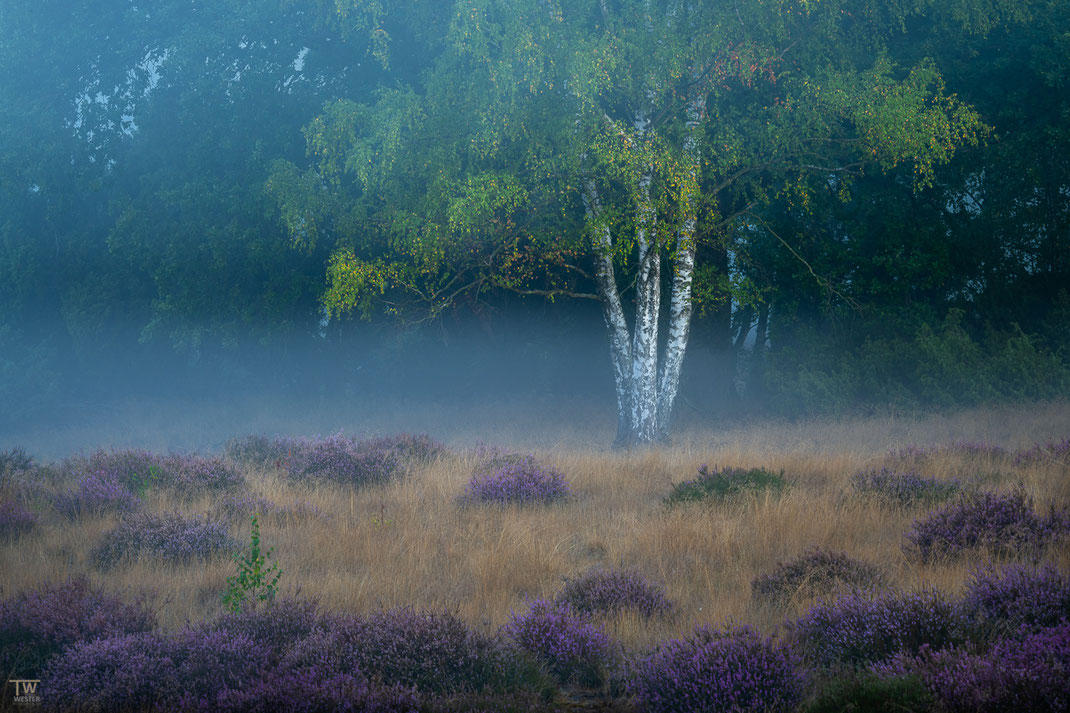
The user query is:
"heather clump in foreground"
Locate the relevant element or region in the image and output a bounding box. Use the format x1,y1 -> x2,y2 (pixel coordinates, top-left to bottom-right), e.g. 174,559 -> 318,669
627,624 -> 807,713
751,547 -> 887,607
555,568 -> 674,619
502,598 -> 620,687
0,578 -> 156,679
877,622 -> 1070,713
198,597 -> 320,655
52,470 -> 140,518
664,464 -> 785,506
0,497 -> 37,539
92,511 -> 236,569
904,488 -> 1070,561
462,454 -> 570,505
786,588 -> 968,668
961,563 -> 1070,634
284,608 -> 543,696
850,468 -> 962,506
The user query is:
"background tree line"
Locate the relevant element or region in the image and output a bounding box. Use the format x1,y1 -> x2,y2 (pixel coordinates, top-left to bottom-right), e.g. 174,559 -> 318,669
1,0 -> 1067,432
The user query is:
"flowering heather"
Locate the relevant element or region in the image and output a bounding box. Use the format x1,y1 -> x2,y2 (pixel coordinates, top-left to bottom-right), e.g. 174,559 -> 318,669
786,588 -> 967,668
1014,437 -> 1070,467
92,511 -> 236,569
288,608 -> 522,695
217,492 -> 324,521
0,497 -> 37,539
502,598 -> 619,687
160,452 -> 245,491
200,597 -> 320,655
903,488 -> 1070,561
751,547 -> 886,607
41,632 -> 179,712
214,670 -> 422,713
555,568 -> 674,618
878,623 -> 1070,713
52,470 -> 140,517
170,628 -> 275,713
62,448 -> 244,493
627,624 -> 806,713
65,448 -> 160,487
850,468 -> 962,507
462,455 -> 570,505
664,464 -> 785,506
961,563 -> 1070,634
0,577 -> 156,679
280,433 -> 404,487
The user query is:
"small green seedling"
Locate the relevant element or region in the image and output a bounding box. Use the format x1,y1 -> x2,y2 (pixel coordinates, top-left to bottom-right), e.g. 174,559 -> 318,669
222,514 -> 282,613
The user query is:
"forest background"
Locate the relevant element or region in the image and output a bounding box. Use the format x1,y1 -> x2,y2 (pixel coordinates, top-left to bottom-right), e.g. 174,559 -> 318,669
2,0 -> 1068,442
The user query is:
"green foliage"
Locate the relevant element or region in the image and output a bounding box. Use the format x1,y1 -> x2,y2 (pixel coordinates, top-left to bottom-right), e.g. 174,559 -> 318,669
665,466 -> 786,506
804,673 -> 933,713
765,311 -> 1070,416
128,465 -> 160,499
222,515 -> 283,614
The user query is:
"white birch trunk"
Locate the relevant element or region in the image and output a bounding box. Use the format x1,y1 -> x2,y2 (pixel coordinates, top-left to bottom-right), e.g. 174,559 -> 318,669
583,179 -> 633,445
627,107 -> 662,446
657,90 -> 706,439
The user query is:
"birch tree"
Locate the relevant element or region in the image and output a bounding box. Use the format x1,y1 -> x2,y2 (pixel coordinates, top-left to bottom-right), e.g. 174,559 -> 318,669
269,0 -> 990,446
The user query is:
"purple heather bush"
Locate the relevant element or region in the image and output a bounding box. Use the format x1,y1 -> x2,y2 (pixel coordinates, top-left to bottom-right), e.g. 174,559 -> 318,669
201,597 -> 321,656
502,598 -> 619,687
214,670 -> 422,713
751,547 -> 887,607
462,454 -> 570,505
555,568 -> 674,618
52,469 -> 140,518
904,488 -> 1070,561
786,588 -> 968,668
170,628 -> 275,713
962,563 -> 1070,634
850,468 -> 962,506
0,497 -> 37,539
41,632 -> 179,712
286,608 -> 524,695
61,448 -> 244,494
280,433 -> 403,486
877,622 -> 1070,713
0,577 -> 156,679
627,624 -> 807,713
1015,437 -> 1070,467
92,511 -> 236,569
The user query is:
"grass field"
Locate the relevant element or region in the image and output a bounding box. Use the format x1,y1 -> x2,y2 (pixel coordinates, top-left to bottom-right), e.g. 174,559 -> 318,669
2,400 -> 1069,710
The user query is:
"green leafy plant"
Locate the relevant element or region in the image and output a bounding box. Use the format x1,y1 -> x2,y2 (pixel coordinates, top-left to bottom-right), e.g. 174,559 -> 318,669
129,464 -> 160,498
222,514 -> 282,613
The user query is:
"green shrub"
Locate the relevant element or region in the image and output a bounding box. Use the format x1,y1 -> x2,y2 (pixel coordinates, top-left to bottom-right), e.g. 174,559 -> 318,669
665,465 -> 786,506
805,673 -> 932,713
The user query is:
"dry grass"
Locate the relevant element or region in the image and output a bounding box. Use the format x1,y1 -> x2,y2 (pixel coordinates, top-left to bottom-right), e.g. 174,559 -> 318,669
2,401 -> 1068,654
